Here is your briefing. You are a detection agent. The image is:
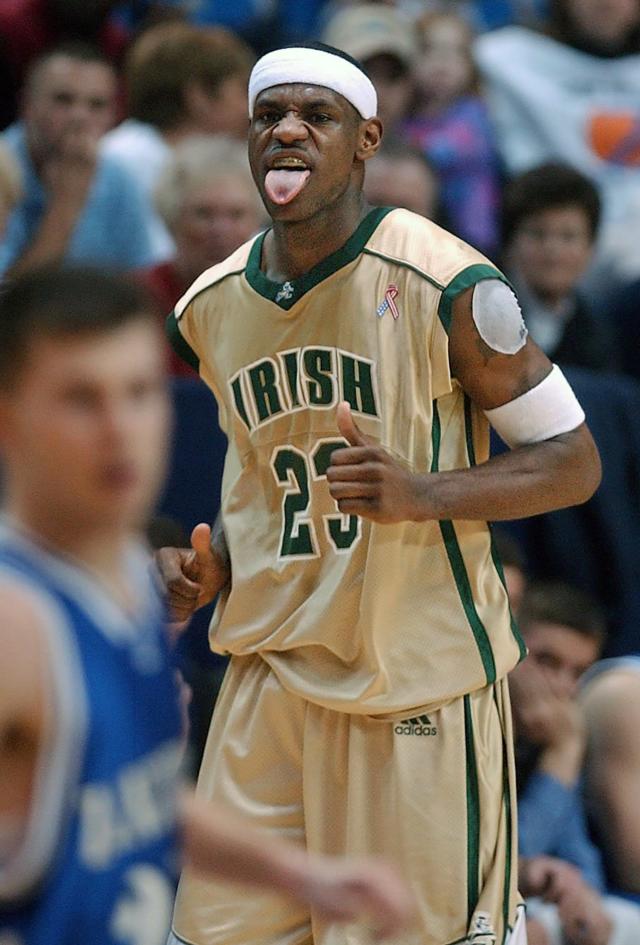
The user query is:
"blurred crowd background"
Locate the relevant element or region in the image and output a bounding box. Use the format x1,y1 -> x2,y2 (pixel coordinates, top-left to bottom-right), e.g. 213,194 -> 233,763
0,2 -> 639,943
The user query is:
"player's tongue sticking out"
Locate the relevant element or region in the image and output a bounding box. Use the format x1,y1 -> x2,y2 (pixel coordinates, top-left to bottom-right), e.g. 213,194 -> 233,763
265,169 -> 311,206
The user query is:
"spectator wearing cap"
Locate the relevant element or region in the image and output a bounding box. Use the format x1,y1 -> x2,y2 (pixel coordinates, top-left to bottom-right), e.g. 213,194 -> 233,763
102,22 -> 255,262
322,4 -> 418,136
403,10 -> 501,255
0,44 -> 158,277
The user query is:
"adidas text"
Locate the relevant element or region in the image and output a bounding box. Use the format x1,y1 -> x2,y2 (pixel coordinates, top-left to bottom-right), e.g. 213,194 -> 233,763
395,715 -> 437,737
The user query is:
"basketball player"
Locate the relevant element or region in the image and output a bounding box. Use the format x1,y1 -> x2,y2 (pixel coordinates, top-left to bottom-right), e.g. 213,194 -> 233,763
0,266 -> 414,944
158,44 -> 602,945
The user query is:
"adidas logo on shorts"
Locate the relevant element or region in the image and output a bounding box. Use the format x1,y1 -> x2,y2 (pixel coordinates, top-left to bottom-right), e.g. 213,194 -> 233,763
394,714 -> 437,736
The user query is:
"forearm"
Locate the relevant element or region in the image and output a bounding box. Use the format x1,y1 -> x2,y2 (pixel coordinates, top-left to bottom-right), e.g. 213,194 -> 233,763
179,791 -> 309,896
539,739 -> 584,787
412,424 -> 600,522
8,200 -> 81,277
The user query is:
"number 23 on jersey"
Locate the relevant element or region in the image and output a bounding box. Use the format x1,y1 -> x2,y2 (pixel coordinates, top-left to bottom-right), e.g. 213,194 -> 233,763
271,438 -> 361,560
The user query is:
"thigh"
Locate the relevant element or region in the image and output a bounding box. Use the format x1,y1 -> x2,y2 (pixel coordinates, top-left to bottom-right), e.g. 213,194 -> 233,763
304,678 -> 521,945
171,654 -> 312,945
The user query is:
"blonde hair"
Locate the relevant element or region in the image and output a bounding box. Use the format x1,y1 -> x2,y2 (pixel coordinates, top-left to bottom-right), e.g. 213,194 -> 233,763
154,135 -> 262,228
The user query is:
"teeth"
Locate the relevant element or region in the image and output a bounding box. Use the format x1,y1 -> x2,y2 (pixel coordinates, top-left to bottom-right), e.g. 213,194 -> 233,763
273,158 -> 307,169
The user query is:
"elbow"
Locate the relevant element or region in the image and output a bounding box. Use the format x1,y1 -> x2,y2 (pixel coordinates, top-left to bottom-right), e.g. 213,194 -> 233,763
566,424 -> 602,506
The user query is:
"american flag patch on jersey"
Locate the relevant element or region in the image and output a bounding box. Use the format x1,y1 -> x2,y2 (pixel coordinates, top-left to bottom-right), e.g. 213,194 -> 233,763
376,284 -> 400,320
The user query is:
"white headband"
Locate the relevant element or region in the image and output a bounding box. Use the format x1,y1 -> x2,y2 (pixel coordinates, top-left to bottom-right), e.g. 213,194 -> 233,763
248,47 -> 378,120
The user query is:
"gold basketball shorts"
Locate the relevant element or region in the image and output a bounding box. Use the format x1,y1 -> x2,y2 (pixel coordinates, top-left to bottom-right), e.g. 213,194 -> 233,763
170,654 -> 523,945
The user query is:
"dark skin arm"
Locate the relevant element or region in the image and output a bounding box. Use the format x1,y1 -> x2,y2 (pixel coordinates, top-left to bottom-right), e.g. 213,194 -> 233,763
326,287 -> 601,523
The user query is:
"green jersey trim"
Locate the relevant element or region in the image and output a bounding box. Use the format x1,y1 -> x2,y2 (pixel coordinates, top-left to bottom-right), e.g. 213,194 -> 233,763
461,395 -> 527,663
431,401 -> 497,685
495,688 -> 515,945
438,263 -> 510,335
361,248 -> 445,291
244,206 -> 393,310
166,312 -> 199,372
490,531 -> 528,663
464,695 -> 480,924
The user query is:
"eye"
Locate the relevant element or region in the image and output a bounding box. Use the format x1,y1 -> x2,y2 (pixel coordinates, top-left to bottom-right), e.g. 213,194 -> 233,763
52,91 -> 74,107
256,110 -> 280,126
60,385 -> 100,410
309,112 -> 330,124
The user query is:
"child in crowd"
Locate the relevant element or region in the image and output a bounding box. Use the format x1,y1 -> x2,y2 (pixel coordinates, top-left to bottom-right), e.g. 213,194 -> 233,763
501,162 -> 617,371
403,10 -> 501,255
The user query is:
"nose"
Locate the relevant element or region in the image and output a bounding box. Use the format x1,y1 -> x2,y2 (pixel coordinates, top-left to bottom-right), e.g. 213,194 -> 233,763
66,100 -> 93,130
272,110 -> 309,144
556,667 -> 578,701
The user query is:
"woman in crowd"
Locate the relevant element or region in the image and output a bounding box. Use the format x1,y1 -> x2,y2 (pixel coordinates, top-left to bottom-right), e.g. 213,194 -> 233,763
141,135 -> 265,375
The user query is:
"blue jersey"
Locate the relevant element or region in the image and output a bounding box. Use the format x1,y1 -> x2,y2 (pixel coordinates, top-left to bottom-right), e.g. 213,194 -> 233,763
0,521 -> 183,945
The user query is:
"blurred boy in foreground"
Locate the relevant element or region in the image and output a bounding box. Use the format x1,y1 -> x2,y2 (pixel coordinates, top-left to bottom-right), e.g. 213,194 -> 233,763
0,266 -> 412,944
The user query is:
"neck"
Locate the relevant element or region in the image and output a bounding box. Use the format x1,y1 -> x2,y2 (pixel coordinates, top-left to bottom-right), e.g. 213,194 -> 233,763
263,190 -> 369,282
173,254 -> 197,291
532,285 -> 572,314
5,496 -> 133,604
510,265 -> 573,315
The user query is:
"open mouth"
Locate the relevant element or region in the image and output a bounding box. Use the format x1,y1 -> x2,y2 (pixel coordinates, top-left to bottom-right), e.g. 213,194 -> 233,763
265,156 -> 311,206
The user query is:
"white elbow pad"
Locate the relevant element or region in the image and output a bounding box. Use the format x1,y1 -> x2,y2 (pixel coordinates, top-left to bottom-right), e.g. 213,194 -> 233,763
484,365 -> 585,448
472,279 -> 528,355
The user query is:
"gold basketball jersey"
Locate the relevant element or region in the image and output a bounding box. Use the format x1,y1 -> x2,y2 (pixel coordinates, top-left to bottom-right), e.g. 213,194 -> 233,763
169,207 -> 526,715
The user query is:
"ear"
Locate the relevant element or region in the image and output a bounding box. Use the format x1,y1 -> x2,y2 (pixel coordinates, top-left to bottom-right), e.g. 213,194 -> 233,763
355,117 -> 383,163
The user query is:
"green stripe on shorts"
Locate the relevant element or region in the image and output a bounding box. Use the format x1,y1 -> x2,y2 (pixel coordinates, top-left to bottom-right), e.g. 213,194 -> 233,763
463,694 -> 480,924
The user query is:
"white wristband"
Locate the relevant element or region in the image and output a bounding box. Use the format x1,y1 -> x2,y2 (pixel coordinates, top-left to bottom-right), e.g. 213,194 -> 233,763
484,365 -> 585,448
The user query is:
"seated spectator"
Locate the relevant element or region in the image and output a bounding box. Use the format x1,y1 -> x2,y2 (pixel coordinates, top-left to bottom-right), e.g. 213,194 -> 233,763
102,22 -> 254,260
0,144 -> 21,237
0,44 -> 158,277
581,656 -> 640,901
511,582 -> 640,944
403,10 -> 501,255
322,4 -> 418,137
363,139 -> 441,221
501,163 -> 616,371
142,135 -> 265,374
476,0 -> 640,289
